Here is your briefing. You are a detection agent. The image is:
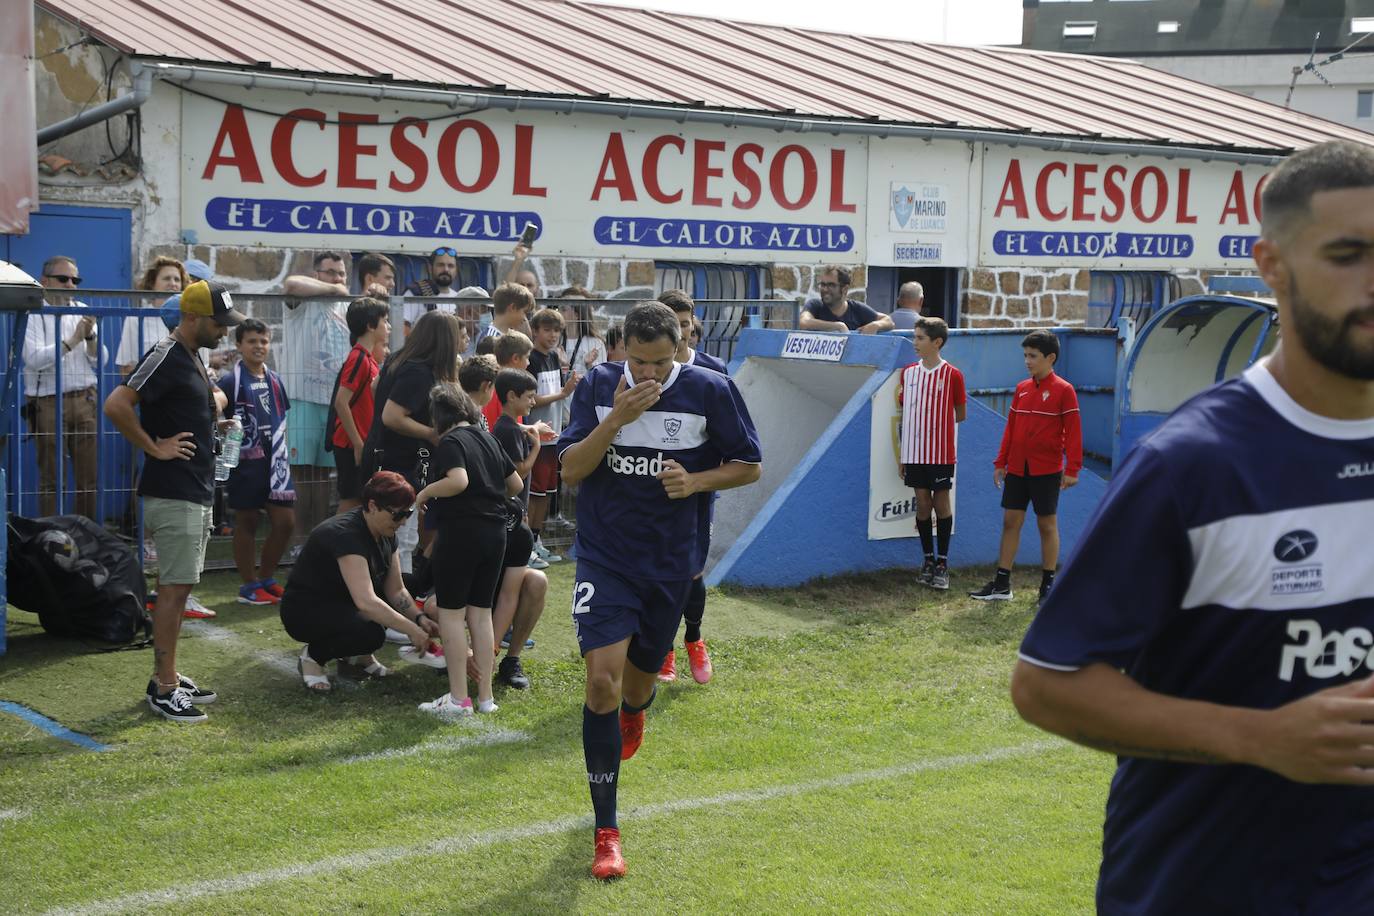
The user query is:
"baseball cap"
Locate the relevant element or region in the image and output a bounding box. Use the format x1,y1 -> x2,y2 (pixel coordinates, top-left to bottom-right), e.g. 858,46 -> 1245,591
455,285 -> 492,307
180,280 -> 245,326
160,294 -> 181,330
184,259 -> 212,281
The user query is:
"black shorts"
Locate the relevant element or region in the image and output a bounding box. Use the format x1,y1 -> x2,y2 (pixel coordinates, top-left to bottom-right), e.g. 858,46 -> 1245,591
903,463 -> 955,491
227,457 -> 296,511
494,522 -> 536,595
335,446 -> 361,500
431,519 -> 506,609
1001,472 -> 1062,516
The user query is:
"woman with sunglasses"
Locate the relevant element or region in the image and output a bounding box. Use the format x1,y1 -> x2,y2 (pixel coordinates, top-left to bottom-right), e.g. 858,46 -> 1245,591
279,471 -> 437,691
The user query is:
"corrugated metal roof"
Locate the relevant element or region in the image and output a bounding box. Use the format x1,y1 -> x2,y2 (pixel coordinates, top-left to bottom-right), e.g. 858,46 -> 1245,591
36,0 -> 1371,153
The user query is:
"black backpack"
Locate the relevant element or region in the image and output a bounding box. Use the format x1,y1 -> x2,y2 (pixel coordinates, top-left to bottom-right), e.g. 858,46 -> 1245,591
5,515 -> 152,646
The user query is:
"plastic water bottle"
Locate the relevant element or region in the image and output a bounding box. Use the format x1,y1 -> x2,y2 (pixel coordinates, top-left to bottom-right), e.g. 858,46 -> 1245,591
214,418 -> 244,482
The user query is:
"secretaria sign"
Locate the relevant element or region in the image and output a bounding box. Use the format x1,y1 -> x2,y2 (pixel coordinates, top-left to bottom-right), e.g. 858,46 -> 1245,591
181,88 -> 865,263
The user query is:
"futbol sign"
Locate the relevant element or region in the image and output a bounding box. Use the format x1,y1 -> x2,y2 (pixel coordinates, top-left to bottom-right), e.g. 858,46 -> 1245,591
181,88 -> 865,263
979,148 -> 1272,269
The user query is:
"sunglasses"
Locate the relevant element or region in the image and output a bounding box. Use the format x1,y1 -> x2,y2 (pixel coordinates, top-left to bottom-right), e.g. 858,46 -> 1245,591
390,507 -> 414,522
431,247 -> 458,258
45,274 -> 83,286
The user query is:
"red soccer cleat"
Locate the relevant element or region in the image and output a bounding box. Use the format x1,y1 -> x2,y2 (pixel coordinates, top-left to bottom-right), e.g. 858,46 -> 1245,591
620,708 -> 645,760
657,650 -> 677,682
591,827 -> 626,880
685,639 -> 713,684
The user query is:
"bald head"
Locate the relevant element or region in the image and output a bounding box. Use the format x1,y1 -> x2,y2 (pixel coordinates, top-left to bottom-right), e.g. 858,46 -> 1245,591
897,281 -> 924,312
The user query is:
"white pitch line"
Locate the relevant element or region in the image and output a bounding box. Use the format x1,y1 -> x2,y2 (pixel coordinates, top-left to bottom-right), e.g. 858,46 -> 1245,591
44,739 -> 1065,916
339,726 -> 533,764
182,621 -> 298,677
0,808 -> 25,823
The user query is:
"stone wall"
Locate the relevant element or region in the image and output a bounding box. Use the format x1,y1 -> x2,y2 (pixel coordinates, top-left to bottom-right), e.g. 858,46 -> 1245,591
960,268 -> 1089,329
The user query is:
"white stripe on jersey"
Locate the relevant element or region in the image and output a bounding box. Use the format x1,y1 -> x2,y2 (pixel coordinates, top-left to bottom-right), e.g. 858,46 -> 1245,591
595,405 -> 708,450
900,360 -> 958,465
1182,498 -> 1374,612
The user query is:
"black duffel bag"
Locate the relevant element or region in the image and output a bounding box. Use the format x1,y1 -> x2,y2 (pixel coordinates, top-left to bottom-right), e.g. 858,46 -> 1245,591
6,514 -> 152,646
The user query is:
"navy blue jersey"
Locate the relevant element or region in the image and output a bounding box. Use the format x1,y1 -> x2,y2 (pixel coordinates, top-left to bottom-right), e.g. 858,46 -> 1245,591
558,361 -> 761,581
689,348 -> 729,375
1020,362 -> 1374,914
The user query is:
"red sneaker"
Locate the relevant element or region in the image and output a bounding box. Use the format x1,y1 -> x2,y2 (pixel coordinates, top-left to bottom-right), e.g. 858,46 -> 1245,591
620,708 -> 645,760
261,579 -> 285,598
182,595 -> 217,619
657,650 -> 677,682
685,639 -> 713,684
591,827 -> 626,880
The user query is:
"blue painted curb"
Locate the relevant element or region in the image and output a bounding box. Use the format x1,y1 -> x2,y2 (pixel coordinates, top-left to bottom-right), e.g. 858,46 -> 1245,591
0,700 -> 111,751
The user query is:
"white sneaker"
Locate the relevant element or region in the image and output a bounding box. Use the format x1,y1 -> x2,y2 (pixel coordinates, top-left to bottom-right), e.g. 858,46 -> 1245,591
398,645 -> 447,669
419,693 -> 473,718
534,539 -> 562,563
477,698 -> 499,714
527,550 -> 549,570
384,627 -> 412,645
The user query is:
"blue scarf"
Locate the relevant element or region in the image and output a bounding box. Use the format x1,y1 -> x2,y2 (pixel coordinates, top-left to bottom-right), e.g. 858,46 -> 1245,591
233,361 -> 296,504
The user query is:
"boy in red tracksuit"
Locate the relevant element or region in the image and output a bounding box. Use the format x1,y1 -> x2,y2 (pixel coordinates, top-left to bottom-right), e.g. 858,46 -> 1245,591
970,329 -> 1082,607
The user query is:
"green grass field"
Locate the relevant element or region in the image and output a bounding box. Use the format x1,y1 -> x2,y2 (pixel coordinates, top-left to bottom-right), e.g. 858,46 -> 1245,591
0,565 -> 1112,915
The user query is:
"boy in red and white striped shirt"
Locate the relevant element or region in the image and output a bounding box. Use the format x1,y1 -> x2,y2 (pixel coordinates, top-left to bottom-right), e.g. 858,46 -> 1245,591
896,317 -> 967,590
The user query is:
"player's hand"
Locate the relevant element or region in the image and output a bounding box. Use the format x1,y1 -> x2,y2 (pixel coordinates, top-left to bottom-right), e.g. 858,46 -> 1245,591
993,467 -> 1006,489
364,282 -> 389,298
562,372 -> 581,396
656,459 -> 697,499
1249,675 -> 1374,785
585,350 -> 599,369
1061,475 -> 1079,490
511,243 -> 529,261
859,322 -> 879,335
608,374 -> 659,428
150,431 -> 196,461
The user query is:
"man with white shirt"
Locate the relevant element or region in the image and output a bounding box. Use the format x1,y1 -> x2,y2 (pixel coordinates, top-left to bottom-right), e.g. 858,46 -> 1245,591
23,256 -> 103,518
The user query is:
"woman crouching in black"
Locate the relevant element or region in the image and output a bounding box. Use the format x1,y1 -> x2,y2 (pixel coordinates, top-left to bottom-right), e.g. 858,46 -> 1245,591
281,471 -> 438,691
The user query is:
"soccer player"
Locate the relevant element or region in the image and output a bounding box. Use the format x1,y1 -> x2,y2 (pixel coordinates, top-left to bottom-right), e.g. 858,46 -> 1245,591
1011,140 -> 1374,913
559,302 -> 762,879
970,329 -> 1081,606
896,317 -> 966,590
656,290 -> 729,683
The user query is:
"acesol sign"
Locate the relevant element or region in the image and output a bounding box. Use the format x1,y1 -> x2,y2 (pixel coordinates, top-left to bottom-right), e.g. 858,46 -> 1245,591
979,147 -> 1271,268
182,87 -> 866,262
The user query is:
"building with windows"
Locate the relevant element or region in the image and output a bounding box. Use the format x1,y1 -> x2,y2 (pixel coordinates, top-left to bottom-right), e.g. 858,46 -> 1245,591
1022,0 -> 1374,134
13,0 -> 1373,333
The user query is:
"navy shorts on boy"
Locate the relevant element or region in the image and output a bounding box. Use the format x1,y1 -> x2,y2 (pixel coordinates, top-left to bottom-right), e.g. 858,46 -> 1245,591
1019,363 -> 1374,915
571,558 -> 693,659
227,457 -> 295,510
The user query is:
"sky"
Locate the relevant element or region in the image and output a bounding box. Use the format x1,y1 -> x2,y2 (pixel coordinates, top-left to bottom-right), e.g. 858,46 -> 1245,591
593,0 -> 1025,47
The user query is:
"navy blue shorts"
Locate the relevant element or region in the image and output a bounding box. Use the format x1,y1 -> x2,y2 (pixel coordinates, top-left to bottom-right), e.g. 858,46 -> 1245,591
571,558 -> 693,662
227,457 -> 296,511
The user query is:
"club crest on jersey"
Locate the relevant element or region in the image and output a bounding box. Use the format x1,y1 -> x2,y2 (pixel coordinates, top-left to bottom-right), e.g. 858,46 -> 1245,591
664,417 -> 682,438
1041,390 -> 1049,401
1270,529 -> 1323,596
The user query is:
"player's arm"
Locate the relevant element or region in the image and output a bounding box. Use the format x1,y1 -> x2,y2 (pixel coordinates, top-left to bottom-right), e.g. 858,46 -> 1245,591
1060,386 -> 1083,487
657,459 -> 760,499
1011,660 -> 1374,785
381,400 -> 436,445
561,375 -> 660,485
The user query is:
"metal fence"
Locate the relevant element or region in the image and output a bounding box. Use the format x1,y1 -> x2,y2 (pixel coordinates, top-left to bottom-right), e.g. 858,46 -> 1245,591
1,292 -> 800,572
